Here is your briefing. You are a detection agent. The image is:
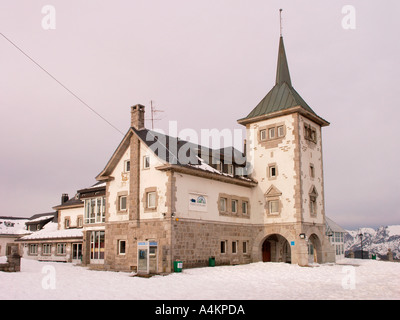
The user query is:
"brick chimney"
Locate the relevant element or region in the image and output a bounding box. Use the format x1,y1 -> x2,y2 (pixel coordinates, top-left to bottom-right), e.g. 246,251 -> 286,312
131,104 -> 145,130
61,193 -> 69,204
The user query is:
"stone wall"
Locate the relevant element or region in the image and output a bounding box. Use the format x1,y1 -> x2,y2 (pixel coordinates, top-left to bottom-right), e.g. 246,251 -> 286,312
0,244 -> 21,272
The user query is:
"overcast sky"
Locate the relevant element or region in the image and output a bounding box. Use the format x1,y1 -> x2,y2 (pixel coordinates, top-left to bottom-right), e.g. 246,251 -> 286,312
1,1 -> 399,229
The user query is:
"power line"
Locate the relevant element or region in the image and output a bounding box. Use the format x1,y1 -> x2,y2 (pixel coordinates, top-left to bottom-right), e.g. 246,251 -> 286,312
0,32 -> 124,135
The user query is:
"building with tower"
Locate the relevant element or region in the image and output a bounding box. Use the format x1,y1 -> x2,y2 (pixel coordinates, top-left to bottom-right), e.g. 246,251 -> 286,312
15,35 -> 337,272
76,35 -> 335,273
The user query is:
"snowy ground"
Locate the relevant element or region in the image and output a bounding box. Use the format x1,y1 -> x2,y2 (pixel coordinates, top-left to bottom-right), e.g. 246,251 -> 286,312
1,257 -> 399,300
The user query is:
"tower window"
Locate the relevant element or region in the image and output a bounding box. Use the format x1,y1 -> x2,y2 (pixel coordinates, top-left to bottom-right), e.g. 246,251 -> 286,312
310,164 -> 315,178
260,129 -> 267,141
277,125 -> 284,137
269,200 -> 279,214
268,127 -> 275,139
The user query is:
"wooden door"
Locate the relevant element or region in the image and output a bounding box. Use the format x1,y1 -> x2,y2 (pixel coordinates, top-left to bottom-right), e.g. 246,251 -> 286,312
262,241 -> 271,262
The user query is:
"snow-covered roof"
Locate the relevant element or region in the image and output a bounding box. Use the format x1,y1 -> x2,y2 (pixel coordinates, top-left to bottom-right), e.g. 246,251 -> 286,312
325,217 -> 346,233
18,222 -> 83,241
0,218 -> 30,236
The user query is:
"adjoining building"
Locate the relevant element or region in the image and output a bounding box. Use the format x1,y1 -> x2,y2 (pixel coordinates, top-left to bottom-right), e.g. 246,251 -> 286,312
325,217 -> 347,261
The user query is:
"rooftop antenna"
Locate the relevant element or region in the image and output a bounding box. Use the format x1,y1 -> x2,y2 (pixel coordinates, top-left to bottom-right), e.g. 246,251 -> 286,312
279,8 -> 283,37
146,100 -> 164,129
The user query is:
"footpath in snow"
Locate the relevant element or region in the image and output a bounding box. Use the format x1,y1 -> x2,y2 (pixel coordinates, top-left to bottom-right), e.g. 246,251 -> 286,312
0,257 -> 399,300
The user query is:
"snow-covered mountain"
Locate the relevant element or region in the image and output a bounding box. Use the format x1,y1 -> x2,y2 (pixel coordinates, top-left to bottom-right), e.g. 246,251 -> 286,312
345,225 -> 400,260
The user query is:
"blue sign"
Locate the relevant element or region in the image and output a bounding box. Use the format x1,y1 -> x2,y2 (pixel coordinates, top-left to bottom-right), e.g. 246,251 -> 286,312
290,241 -> 295,246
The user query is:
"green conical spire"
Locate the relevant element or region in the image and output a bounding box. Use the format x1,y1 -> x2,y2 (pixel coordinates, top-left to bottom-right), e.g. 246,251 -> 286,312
237,36 -> 329,127
275,36 -> 292,86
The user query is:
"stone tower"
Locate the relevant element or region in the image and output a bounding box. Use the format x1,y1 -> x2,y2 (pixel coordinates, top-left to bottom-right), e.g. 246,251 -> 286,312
238,36 -> 335,265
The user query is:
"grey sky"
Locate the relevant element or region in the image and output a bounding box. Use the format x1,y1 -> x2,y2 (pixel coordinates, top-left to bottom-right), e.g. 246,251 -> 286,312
1,1 -> 399,229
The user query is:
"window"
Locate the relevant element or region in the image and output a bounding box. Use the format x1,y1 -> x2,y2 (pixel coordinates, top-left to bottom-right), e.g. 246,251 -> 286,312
227,164 -> 234,175
64,218 -> 70,229
310,164 -> 315,178
269,200 -> 279,214
84,197 -> 106,224
72,243 -> 82,260
231,199 -> 238,214
219,197 -> 227,212
243,241 -> 248,254
119,195 -> 127,211
42,244 -> 51,255
147,192 -> 156,209
277,125 -> 284,137
118,240 -> 126,255
260,129 -> 267,141
143,155 -> 150,169
232,241 -> 238,254
90,231 -> 105,260
29,244 -> 38,255
77,217 -> 83,227
310,196 -> 317,215
124,160 -> 130,172
269,165 -> 277,178
220,240 -> 227,254
242,201 -> 248,214
268,127 -> 275,139
304,124 -> 317,143
309,186 -> 318,216
57,243 -> 66,255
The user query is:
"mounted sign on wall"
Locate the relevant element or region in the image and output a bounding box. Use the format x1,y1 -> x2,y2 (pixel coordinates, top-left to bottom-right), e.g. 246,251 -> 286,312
188,193 -> 208,212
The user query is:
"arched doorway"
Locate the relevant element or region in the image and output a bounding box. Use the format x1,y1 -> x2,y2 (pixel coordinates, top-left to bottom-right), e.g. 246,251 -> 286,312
261,234 -> 291,263
308,234 -> 322,264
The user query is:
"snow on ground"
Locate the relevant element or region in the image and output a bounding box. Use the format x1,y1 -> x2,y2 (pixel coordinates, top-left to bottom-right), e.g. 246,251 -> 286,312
0,258 -> 399,300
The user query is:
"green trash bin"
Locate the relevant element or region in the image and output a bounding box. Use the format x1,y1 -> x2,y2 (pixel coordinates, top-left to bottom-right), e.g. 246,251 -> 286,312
174,260 -> 183,272
209,257 -> 215,267
372,254 -> 376,260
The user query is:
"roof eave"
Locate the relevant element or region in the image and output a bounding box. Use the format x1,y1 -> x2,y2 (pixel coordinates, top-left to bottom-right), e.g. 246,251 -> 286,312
237,106 -> 330,127
156,164 -> 258,188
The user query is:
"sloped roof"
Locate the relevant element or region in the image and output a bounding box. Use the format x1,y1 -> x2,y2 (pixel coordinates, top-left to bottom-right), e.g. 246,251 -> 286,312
325,217 -> 346,233
238,36 -> 329,127
96,127 -> 256,187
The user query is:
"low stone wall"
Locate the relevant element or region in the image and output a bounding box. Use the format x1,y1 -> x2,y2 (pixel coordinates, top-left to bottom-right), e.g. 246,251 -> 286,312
0,244 -> 21,272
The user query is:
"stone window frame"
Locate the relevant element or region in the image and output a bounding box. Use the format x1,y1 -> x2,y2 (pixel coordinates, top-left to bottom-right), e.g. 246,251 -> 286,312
64,217 -> 71,229
310,163 -> 315,179
116,191 -> 128,214
267,162 -> 278,180
265,185 -> 283,217
124,160 -> 130,172
304,123 -> 317,144
117,240 -> 126,256
29,244 -> 38,255
242,240 -> 249,254
143,155 -> 150,169
219,197 -> 227,213
309,186 -> 318,217
142,187 -> 158,212
220,240 -> 228,254
231,198 -> 239,215
77,215 -> 83,227
232,240 -> 238,254
258,122 -> 286,149
42,243 -> 52,256
56,243 -> 67,256
218,193 -> 250,218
